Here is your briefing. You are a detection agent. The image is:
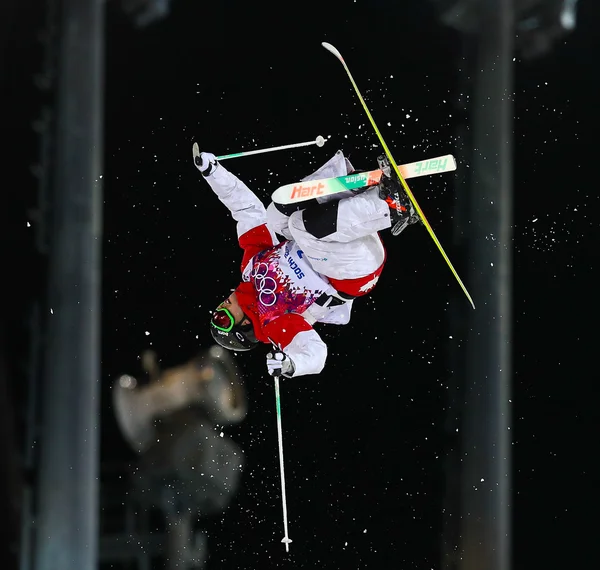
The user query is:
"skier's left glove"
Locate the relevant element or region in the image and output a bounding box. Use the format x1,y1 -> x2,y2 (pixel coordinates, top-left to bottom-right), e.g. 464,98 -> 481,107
192,143 -> 218,177
266,350 -> 295,378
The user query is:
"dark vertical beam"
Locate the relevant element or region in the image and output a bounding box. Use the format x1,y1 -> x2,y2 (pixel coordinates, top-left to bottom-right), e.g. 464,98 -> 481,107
459,1 -> 513,569
0,0 -> 18,86
32,0 -> 104,568
0,322 -> 22,569
441,35 -> 476,570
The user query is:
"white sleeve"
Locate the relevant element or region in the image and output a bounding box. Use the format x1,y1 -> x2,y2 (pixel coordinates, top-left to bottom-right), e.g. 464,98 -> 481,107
320,300 -> 353,325
202,163 -> 268,238
283,329 -> 328,378
266,202 -> 293,240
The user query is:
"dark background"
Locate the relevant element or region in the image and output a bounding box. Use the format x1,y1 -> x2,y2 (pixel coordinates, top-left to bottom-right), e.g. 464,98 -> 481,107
4,0 -> 597,568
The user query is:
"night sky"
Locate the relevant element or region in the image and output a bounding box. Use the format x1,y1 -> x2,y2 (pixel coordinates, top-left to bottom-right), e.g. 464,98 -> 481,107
6,0 -> 598,568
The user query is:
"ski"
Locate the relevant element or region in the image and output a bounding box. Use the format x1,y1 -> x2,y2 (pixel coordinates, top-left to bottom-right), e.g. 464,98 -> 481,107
322,42 -> 475,309
271,154 -> 456,205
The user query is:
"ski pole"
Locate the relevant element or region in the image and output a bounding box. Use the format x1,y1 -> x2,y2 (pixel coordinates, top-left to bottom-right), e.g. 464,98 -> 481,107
216,135 -> 326,161
273,371 -> 292,551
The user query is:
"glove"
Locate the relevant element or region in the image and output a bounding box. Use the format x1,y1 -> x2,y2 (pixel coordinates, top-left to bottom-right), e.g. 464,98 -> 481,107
192,143 -> 218,177
266,350 -> 295,378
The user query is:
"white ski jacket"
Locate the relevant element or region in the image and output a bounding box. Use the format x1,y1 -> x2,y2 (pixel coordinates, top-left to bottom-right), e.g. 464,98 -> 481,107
203,152 -> 386,377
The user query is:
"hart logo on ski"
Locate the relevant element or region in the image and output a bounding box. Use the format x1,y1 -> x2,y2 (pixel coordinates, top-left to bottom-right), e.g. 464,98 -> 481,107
290,182 -> 326,199
415,158 -> 450,175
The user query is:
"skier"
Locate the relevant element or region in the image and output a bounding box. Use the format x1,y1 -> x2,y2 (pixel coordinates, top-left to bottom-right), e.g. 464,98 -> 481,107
193,145 -> 419,379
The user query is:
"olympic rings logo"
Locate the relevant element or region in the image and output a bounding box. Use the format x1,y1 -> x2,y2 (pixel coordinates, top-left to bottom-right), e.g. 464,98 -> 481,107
251,262 -> 278,307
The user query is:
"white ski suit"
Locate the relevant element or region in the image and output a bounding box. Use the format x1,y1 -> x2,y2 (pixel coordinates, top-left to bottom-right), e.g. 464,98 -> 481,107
202,150 -> 393,377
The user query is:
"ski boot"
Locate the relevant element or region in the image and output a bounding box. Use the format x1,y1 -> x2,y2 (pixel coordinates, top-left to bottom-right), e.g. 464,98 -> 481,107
377,154 -> 421,236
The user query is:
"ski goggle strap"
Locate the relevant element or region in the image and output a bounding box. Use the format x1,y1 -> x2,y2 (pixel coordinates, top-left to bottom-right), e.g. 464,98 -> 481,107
210,307 -> 235,332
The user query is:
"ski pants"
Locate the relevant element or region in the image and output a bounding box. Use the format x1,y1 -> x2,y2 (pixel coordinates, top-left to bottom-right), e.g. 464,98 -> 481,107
266,187 -> 392,282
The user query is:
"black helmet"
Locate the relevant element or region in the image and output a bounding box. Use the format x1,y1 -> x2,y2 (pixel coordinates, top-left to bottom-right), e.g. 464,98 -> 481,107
210,307 -> 259,352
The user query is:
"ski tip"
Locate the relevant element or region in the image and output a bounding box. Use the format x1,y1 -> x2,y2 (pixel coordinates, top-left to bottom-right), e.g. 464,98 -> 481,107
321,42 -> 343,61
192,142 -> 199,158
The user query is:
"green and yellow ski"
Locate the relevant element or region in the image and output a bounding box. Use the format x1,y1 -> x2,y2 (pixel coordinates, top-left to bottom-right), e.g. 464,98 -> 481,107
322,42 -> 475,309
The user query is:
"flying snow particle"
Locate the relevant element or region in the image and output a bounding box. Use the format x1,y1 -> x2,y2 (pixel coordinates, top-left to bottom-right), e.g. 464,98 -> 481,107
145,331 -> 150,336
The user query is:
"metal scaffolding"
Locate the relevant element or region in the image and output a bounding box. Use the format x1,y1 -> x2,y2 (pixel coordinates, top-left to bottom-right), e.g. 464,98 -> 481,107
438,1 -> 514,569
30,1 -> 104,569
458,2 -> 514,568
436,1 -> 577,567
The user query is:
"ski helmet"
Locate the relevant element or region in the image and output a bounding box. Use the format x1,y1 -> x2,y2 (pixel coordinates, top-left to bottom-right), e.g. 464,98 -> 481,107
210,306 -> 259,351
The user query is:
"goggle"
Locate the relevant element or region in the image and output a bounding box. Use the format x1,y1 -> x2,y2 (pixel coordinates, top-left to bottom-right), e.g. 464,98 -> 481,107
210,307 -> 235,332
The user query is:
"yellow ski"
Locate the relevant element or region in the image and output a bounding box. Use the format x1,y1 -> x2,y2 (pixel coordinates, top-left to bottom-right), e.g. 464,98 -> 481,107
322,42 -> 475,309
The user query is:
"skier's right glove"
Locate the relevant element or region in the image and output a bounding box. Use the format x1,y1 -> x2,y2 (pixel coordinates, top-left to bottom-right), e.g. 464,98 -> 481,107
266,351 -> 295,378
192,143 -> 218,177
